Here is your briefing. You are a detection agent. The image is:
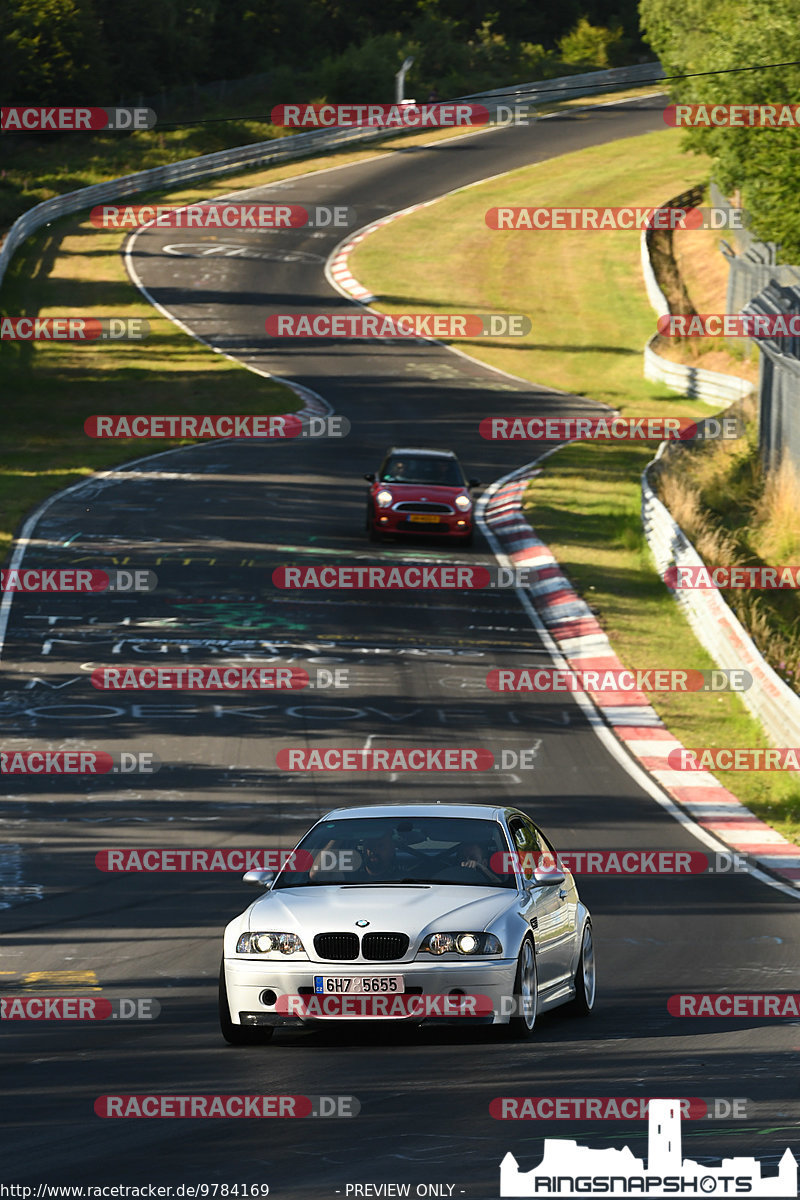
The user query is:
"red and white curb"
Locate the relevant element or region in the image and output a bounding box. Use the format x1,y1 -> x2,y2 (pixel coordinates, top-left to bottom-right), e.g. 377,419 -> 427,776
326,201 -> 440,307
485,476 -> 800,890
324,183 -> 800,893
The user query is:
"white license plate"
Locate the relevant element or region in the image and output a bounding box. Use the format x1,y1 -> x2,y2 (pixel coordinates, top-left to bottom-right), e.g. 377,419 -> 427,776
314,975 -> 405,994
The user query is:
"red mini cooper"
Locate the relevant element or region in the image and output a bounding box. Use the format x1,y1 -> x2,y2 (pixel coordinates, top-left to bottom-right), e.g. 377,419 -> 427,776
364,448 -> 479,545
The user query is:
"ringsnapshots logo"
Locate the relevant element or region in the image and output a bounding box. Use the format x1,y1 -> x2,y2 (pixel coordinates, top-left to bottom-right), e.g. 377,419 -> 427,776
265,313 -> 530,339
83,414 -> 348,440
1,317 -> 149,341
499,1098 -> 798,1197
1,106 -> 156,131
487,668 -> 752,694
485,207 -> 748,232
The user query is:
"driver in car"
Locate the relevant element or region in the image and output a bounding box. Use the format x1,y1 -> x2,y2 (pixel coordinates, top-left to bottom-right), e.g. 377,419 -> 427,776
308,830 -> 401,882
456,840 -> 504,883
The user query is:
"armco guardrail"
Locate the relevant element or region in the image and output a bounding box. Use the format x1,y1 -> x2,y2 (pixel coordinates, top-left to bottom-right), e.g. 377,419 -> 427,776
640,188 -> 754,405
740,281 -> 800,472
642,447 -> 800,746
643,338 -> 753,404
0,63 -> 663,293
460,61 -> 664,103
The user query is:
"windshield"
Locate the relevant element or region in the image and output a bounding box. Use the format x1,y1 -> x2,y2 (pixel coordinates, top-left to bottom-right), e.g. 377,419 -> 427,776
272,816 -> 516,889
380,455 -> 465,487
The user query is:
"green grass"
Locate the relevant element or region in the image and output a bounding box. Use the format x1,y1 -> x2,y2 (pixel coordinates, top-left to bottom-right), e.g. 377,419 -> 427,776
347,127 -> 800,845
0,119 -> 508,562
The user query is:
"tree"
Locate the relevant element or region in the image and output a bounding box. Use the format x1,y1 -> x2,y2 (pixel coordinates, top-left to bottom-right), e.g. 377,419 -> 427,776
640,0 -> 800,260
0,0 -> 109,103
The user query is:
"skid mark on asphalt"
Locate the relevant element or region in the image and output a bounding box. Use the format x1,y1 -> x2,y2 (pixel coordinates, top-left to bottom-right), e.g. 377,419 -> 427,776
0,844 -> 44,910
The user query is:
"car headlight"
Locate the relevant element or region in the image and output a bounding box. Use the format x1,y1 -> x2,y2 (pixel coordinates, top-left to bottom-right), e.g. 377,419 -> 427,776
236,931 -> 307,957
454,495 -> 472,511
419,932 -> 502,956
376,490 -> 393,508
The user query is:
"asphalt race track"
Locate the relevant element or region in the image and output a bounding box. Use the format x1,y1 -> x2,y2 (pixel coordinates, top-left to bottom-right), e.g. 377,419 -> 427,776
2,98 -> 798,1195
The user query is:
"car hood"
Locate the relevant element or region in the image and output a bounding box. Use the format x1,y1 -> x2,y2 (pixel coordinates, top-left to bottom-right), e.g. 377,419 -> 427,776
249,884 -> 515,941
380,483 -> 466,500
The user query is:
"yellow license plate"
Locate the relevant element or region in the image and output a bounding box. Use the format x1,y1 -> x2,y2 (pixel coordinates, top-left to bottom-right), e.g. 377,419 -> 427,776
408,514 -> 441,524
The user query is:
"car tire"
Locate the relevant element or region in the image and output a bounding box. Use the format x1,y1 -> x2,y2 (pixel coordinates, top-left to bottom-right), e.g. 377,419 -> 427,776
564,921 -> 596,1016
219,961 -> 274,1045
503,938 -> 538,1040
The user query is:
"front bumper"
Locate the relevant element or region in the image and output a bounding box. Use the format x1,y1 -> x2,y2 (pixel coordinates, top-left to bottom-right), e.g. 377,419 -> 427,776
225,957 -> 517,1026
372,510 -> 472,537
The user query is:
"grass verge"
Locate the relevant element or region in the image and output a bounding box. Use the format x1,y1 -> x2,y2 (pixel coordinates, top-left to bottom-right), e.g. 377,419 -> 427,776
347,126 -> 800,844
0,121 -> 516,563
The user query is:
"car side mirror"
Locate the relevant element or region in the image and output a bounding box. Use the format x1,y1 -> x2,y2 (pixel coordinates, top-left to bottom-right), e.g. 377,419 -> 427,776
243,869 -> 274,889
468,478 -> 481,488
363,472 -> 376,482
525,869 -> 566,888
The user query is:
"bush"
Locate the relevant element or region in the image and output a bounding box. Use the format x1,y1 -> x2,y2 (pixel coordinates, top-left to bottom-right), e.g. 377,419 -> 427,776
558,17 -> 630,68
